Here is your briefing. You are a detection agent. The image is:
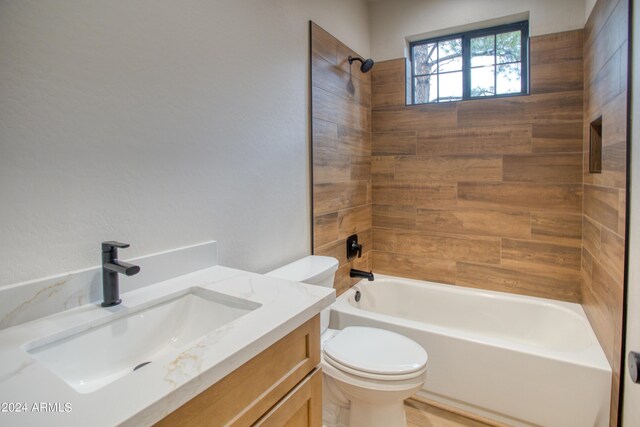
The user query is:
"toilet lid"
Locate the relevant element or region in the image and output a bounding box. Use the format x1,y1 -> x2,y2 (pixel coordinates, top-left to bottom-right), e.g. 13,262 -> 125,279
323,327 -> 428,375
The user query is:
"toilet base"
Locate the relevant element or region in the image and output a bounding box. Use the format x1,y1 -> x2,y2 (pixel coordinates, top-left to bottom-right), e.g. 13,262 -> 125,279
322,367 -> 423,427
322,402 -> 406,427
349,400 -> 407,427
323,375 -> 351,427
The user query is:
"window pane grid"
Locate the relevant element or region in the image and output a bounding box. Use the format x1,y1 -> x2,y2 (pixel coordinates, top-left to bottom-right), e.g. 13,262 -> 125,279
492,34 -> 497,98
410,21 -> 528,104
414,69 -> 464,78
471,60 -> 521,67
412,36 -> 463,103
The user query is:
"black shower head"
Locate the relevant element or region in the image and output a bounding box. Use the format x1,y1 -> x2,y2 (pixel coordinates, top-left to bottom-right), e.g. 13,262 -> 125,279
348,56 -> 375,73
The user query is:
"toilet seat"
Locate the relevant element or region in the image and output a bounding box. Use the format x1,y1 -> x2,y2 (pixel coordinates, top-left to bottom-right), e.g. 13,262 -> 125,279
321,354 -> 427,392
322,327 -> 428,381
323,352 -> 427,381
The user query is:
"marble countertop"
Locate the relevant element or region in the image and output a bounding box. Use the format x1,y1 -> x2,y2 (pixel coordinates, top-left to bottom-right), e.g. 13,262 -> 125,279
0,266 -> 335,426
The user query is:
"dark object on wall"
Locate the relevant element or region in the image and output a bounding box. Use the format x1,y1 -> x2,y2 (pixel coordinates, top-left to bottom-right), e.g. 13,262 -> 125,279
346,234 -> 362,260
350,269 -> 374,281
589,116 -> 602,173
628,352 -> 640,384
348,55 -> 375,73
347,234 -> 362,260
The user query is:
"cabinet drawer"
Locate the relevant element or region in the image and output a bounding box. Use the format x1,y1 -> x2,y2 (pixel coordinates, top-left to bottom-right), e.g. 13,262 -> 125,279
156,315 -> 320,427
254,368 -> 322,427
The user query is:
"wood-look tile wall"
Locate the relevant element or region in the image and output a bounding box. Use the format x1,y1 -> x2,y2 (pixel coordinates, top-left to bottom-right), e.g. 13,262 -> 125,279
310,22 -> 372,295
370,30 -> 584,302
311,13 -> 628,425
582,0 -> 628,424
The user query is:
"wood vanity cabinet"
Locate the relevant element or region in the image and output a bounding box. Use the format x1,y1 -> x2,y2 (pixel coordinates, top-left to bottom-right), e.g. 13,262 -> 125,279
155,315 -> 321,427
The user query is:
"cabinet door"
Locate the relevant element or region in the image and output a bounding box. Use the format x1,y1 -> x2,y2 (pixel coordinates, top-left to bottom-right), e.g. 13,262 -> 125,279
254,368 -> 322,427
155,315 -> 320,427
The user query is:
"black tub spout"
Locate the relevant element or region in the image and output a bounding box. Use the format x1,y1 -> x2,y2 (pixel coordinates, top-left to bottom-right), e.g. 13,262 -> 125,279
350,269 -> 374,281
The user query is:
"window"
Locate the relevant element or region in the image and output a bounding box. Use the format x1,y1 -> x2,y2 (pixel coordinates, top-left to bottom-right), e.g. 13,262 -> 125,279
410,21 -> 528,104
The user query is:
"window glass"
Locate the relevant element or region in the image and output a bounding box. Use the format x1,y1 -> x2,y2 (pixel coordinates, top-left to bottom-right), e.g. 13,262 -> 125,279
471,35 -> 494,67
497,31 -> 521,63
471,66 -> 495,97
496,63 -> 521,94
413,43 -> 437,75
439,71 -> 463,101
437,39 -> 462,72
414,75 -> 437,103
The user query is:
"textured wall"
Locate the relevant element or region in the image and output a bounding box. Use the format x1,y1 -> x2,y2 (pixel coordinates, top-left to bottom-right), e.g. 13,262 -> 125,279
310,23 -> 372,294
581,0 -> 629,424
0,0 -> 370,286
370,30 -> 584,302
369,0 -> 587,61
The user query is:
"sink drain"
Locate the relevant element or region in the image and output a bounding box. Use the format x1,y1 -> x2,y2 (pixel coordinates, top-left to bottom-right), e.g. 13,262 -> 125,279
133,361 -> 151,372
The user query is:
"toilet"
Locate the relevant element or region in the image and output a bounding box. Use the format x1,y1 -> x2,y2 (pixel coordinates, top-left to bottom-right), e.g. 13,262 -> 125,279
267,256 -> 428,427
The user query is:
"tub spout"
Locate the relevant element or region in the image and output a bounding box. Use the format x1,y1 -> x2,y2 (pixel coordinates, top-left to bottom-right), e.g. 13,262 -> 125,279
350,269 -> 374,281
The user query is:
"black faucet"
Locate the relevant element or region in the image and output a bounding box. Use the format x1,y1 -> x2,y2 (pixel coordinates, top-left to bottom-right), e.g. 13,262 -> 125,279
101,241 -> 140,307
350,268 -> 374,281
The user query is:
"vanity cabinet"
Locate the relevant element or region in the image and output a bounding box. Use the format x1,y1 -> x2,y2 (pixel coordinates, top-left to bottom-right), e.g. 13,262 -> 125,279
254,368 -> 321,426
155,315 -> 321,426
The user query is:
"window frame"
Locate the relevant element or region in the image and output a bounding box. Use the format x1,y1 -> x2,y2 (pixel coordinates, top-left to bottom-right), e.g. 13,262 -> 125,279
409,21 -> 529,104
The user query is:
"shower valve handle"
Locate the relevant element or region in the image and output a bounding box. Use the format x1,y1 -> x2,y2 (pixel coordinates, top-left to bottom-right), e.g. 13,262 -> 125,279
351,241 -> 362,258
346,234 -> 362,260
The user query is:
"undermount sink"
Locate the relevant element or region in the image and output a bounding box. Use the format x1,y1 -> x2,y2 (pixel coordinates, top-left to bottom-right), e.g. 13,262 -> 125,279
24,287 -> 261,393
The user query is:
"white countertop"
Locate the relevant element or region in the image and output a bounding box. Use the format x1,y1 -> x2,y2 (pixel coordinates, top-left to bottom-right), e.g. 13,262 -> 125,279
0,266 -> 335,426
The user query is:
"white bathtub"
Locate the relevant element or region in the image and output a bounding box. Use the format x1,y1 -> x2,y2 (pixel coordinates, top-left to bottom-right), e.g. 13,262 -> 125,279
329,275 -> 611,427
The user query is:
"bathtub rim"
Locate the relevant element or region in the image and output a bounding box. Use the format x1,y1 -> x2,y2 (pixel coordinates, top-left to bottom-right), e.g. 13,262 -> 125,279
331,274 -> 611,373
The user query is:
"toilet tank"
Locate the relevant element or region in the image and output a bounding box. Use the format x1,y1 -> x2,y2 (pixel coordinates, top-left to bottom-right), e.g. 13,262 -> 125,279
266,256 -> 338,288
266,256 -> 339,332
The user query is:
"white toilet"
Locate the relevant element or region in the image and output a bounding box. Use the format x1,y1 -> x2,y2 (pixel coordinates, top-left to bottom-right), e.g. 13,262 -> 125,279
267,256 -> 428,427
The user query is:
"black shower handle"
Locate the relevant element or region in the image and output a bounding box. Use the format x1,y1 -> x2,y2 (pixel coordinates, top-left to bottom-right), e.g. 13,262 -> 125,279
351,240 -> 363,258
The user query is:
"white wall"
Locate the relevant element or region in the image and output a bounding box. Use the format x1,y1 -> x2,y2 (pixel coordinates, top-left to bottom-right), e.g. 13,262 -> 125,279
0,0 -> 370,286
369,0 -> 586,61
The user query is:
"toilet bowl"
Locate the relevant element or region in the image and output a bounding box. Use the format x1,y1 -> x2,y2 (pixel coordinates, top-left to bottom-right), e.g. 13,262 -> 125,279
267,256 -> 428,427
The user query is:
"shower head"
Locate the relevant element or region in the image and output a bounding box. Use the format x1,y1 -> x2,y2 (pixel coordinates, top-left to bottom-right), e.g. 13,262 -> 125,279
348,55 -> 375,73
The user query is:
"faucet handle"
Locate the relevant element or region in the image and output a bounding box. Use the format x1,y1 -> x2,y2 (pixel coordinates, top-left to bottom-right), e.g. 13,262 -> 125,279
346,234 -> 363,260
351,240 -> 363,258
101,241 -> 130,252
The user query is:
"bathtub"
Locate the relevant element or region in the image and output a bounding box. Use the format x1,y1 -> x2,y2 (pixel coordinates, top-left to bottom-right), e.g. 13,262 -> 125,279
329,275 -> 611,427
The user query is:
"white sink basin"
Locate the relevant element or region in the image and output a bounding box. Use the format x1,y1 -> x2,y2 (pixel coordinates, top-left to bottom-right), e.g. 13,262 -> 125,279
23,287 -> 261,393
